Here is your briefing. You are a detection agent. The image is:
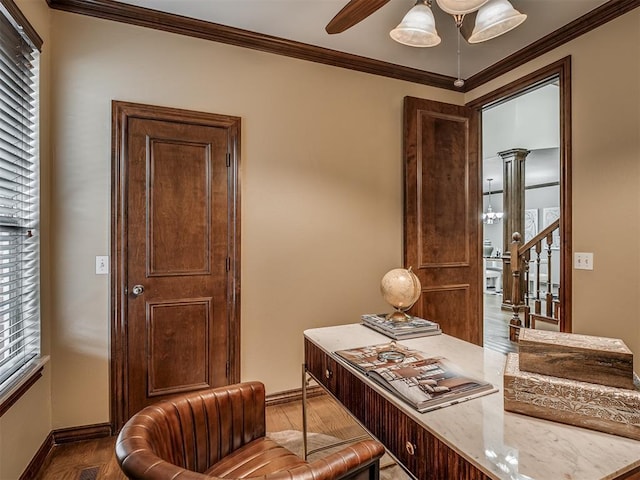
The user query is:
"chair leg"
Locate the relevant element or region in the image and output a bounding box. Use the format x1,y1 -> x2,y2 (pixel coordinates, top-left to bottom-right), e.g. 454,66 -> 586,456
337,459 -> 380,480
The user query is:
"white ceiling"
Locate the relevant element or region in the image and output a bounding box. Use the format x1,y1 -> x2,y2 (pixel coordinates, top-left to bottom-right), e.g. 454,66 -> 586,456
118,0 -> 608,79
482,83 -> 560,192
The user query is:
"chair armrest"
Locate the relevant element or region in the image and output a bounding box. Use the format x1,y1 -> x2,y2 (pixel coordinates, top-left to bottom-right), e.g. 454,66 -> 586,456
116,449 -> 213,480
262,439 -> 386,480
118,438 -> 385,480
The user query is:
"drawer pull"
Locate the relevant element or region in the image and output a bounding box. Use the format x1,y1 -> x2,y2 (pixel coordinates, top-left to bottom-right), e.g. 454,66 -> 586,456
325,369 -> 333,379
405,441 -> 415,456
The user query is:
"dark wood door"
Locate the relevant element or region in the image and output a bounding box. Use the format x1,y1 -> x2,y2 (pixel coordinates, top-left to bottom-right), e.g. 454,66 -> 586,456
111,102 -> 241,429
403,97 -> 481,345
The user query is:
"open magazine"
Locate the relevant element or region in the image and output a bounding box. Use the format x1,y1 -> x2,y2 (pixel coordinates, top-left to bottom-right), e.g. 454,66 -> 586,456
334,342 -> 497,412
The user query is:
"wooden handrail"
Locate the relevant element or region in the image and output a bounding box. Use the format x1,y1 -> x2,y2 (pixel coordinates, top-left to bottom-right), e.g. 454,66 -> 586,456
518,219 -> 560,254
508,218 -> 561,341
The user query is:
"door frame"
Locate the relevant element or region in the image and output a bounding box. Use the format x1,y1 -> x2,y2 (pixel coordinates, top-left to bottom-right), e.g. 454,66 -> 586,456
466,56 -> 572,334
110,101 -> 241,432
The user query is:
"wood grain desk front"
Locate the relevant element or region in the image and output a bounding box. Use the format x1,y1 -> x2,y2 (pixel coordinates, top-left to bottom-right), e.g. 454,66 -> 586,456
304,324 -> 640,480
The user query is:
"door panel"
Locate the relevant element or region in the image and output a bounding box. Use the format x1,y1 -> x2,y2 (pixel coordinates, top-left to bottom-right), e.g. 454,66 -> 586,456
148,139 -> 212,275
421,286 -> 470,341
147,299 -> 211,397
403,97 -> 481,345
112,102 -> 241,429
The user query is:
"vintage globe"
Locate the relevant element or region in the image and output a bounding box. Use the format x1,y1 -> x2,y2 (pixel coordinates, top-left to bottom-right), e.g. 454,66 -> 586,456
380,267 -> 422,322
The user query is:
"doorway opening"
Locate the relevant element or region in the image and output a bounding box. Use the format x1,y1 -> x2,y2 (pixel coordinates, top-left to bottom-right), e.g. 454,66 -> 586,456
468,57 -> 572,354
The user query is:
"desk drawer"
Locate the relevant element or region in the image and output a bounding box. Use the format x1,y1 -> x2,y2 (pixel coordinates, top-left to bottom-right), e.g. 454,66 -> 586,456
305,338 -> 337,391
305,340 -> 491,480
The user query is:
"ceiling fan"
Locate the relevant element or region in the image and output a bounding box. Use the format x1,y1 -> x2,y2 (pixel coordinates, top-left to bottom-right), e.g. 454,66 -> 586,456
326,0 -> 392,35
326,0 -> 526,87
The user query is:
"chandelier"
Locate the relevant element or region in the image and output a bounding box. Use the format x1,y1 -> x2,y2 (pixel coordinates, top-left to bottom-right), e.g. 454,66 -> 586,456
482,178 -> 503,225
390,0 -> 527,87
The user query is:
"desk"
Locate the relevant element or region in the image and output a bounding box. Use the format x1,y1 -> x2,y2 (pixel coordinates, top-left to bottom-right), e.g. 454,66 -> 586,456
304,324 -> 640,480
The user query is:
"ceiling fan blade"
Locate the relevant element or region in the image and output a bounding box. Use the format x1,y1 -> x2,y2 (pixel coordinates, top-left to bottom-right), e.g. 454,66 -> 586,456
326,0 -> 392,34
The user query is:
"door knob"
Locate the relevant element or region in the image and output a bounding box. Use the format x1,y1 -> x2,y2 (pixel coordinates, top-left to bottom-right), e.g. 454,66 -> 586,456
131,284 -> 144,296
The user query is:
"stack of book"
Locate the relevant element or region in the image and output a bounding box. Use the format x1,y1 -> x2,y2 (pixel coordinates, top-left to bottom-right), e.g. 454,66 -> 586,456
361,313 -> 441,340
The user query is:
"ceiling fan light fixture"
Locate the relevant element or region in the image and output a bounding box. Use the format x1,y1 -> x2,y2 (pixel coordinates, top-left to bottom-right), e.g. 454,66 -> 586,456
468,0 -> 527,44
390,2 -> 441,47
435,0 -> 489,15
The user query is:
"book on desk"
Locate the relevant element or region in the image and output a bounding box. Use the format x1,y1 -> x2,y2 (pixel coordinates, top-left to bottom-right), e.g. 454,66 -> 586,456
335,342 -> 497,413
361,313 -> 442,340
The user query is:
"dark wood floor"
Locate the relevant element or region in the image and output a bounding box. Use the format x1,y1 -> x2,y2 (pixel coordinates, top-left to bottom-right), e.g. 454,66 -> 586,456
34,436 -> 125,480
34,393 -> 368,480
483,291 -> 517,354
482,291 -> 559,355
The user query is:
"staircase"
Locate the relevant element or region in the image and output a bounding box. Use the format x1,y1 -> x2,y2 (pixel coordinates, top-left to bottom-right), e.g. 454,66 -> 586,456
507,219 -> 561,341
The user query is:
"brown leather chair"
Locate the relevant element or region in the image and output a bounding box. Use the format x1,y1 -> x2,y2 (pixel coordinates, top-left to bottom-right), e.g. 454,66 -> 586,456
115,381 -> 385,479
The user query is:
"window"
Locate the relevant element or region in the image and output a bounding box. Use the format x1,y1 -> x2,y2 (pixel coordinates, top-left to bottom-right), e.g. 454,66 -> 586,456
0,0 -> 42,405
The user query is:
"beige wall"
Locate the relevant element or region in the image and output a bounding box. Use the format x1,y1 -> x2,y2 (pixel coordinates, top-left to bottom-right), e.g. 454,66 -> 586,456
47,11 -> 460,428
0,370 -> 51,479
467,9 -> 640,371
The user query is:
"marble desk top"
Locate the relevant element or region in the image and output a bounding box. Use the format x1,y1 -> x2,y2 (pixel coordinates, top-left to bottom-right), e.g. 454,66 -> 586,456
304,324 -> 640,480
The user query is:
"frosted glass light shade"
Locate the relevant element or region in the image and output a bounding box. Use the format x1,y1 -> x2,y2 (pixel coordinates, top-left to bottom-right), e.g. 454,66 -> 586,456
435,0 -> 489,15
468,0 -> 527,43
390,3 -> 441,47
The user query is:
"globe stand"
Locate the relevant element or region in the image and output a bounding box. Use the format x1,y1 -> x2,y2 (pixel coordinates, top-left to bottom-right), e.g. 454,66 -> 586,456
386,309 -> 412,323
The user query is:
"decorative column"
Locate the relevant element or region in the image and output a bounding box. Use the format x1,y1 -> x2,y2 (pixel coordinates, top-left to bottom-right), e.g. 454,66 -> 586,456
499,148 -> 530,310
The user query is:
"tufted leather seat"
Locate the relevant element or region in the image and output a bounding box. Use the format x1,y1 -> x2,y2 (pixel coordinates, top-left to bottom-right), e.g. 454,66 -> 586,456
115,381 -> 385,480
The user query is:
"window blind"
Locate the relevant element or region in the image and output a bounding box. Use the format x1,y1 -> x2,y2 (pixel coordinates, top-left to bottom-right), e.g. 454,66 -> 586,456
0,0 -> 40,391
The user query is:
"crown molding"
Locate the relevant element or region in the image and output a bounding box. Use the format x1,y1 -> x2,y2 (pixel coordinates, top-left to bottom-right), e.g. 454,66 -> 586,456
46,0 -> 639,92
464,0 -> 640,90
45,0 -> 459,91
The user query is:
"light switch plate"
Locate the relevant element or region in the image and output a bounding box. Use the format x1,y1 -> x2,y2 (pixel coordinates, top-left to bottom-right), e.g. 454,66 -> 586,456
96,255 -> 109,275
574,252 -> 593,270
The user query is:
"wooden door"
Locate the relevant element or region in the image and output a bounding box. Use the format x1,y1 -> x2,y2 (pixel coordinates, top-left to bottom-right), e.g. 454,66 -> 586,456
403,97 -> 481,345
111,101 -> 240,429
